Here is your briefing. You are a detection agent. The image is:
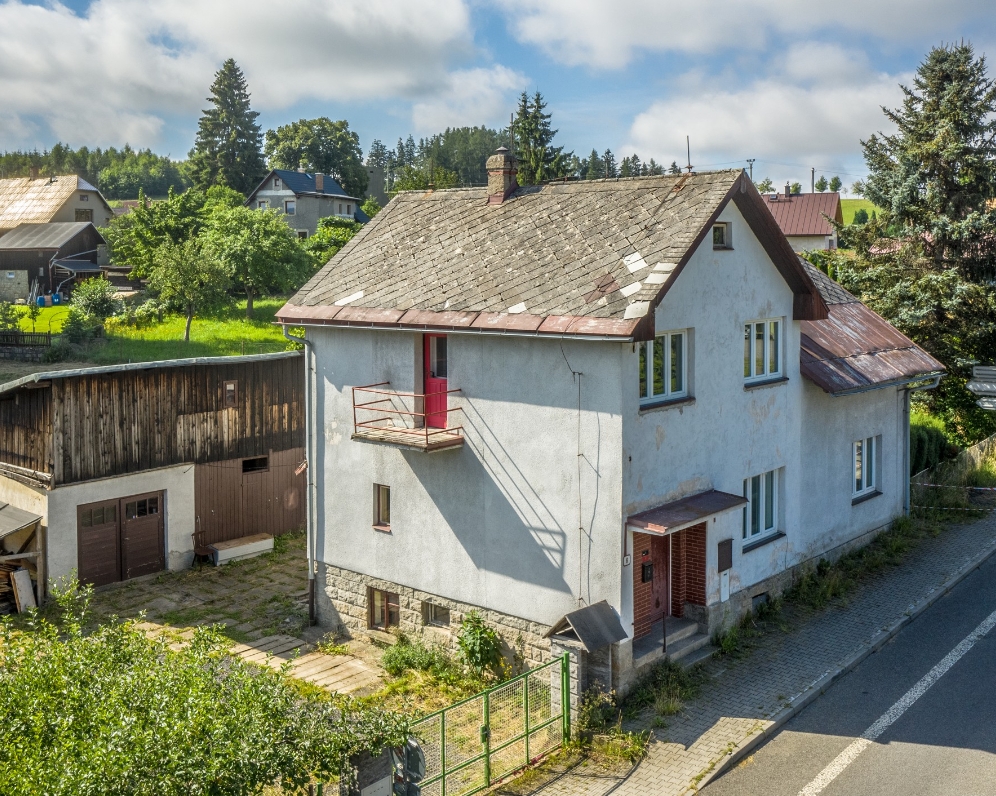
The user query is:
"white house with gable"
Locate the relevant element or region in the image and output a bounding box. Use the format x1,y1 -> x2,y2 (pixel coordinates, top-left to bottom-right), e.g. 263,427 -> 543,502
278,151 -> 944,691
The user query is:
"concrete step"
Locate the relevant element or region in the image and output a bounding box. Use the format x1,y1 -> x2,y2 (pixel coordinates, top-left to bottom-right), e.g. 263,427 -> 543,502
675,642 -> 716,669
664,617 -> 700,646
666,632 -> 713,665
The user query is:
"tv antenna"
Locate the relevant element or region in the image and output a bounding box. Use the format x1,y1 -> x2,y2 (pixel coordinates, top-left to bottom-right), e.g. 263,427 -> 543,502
685,136 -> 693,173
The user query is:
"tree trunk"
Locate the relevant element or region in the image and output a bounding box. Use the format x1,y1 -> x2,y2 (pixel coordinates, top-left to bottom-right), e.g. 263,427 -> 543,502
184,305 -> 193,342
246,288 -> 254,320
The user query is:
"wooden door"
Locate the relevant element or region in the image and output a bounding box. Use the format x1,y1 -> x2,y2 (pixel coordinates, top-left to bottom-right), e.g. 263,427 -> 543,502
424,335 -> 448,428
649,534 -> 670,623
120,492 -> 164,580
77,500 -> 121,587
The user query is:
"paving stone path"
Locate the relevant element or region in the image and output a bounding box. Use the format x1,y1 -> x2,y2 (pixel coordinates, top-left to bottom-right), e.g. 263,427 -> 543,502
522,514 -> 996,796
86,532 -> 382,695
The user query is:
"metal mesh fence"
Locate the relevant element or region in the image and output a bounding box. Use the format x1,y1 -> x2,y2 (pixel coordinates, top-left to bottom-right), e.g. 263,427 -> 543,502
409,655 -> 568,796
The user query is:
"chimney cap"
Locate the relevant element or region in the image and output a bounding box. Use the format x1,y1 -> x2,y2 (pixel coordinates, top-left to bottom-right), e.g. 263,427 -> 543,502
487,146 -> 516,172
784,181 -> 791,197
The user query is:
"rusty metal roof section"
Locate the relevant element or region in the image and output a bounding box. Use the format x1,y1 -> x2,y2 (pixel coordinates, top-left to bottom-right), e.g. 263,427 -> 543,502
279,170 -> 827,340
0,175 -> 110,233
627,490 -> 748,535
799,260 -> 945,395
759,191 -> 842,237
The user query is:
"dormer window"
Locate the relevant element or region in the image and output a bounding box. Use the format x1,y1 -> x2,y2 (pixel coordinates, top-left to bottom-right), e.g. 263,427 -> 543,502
713,223 -> 732,249
274,177 -> 282,190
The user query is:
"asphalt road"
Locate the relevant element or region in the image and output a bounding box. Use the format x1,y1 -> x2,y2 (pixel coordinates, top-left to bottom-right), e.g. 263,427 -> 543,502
701,552 -> 996,796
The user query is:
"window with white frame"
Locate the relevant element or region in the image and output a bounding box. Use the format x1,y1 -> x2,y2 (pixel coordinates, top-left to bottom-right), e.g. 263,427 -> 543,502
744,319 -> 782,382
743,469 -> 778,541
713,222 -> 732,249
853,436 -> 879,498
638,330 -> 687,404
257,200 -> 268,210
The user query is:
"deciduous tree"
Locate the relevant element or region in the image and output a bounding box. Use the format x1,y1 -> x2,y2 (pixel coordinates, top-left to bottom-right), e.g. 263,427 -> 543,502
264,118 -> 368,198
148,239 -> 231,341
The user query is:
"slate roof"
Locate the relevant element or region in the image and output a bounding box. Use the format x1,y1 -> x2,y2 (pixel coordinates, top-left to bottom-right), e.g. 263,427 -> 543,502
250,169 -> 357,200
760,192 -> 842,237
0,175 -> 110,232
279,170 -> 828,339
799,260 -> 944,395
0,222 -> 102,250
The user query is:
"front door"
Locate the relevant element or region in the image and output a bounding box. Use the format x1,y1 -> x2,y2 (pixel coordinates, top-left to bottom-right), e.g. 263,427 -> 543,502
424,334 -> 448,428
649,534 -> 670,623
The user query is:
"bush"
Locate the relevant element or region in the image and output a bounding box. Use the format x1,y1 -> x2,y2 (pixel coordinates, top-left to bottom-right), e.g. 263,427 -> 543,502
59,308 -> 103,344
70,275 -> 120,321
456,612 -> 503,675
0,580 -> 410,795
381,633 -> 454,677
911,411 -> 957,475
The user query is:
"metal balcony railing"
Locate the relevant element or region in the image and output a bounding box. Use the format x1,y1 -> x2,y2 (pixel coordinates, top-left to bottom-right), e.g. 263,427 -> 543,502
351,382 -> 464,452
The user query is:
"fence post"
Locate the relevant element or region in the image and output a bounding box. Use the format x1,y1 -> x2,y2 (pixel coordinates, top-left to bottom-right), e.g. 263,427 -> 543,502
561,653 -> 571,743
482,690 -> 491,787
523,670 -> 530,766
440,710 -> 446,796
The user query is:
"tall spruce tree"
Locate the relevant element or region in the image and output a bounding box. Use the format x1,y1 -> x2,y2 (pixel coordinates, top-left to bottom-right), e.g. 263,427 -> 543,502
512,91 -> 569,184
602,149 -> 617,178
862,43 -> 996,280
584,148 -> 604,180
188,59 -> 266,195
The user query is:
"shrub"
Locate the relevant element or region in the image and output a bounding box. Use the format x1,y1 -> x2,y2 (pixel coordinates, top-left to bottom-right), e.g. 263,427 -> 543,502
456,612 -> 503,675
910,411 -> 957,475
59,308 -> 103,344
0,301 -> 19,332
381,633 -> 454,677
70,275 -> 120,321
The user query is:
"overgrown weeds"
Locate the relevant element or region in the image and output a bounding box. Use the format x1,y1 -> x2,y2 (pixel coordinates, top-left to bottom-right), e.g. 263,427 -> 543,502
622,659 -> 706,723
570,689 -> 650,764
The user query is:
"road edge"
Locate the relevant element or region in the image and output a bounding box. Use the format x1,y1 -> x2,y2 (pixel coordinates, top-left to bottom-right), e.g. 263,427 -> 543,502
688,536 -> 996,794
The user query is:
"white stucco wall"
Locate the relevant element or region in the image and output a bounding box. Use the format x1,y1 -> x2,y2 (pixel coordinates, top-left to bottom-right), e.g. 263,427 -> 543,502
786,233 -> 836,252
46,464 -> 196,583
312,327 -> 626,628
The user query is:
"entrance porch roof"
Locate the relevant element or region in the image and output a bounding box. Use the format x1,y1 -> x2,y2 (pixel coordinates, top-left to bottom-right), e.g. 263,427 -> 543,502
627,490 -> 747,536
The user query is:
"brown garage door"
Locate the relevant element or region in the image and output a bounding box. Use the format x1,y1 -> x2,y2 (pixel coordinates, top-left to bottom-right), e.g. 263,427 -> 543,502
77,491 -> 164,587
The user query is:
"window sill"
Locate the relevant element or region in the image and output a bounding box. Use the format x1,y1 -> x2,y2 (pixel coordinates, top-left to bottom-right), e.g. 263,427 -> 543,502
744,376 -> 789,392
639,396 -> 695,414
852,490 -> 882,506
372,524 -> 392,534
712,246 -> 734,251
742,531 -> 787,554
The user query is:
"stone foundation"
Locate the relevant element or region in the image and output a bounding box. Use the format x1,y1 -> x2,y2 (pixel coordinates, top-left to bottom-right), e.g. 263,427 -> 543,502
316,562 -> 555,669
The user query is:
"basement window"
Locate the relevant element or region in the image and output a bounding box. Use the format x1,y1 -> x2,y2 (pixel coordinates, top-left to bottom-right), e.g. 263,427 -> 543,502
423,601 -> 450,628
373,484 -> 391,530
369,588 -> 399,630
242,456 -> 269,474
713,222 -> 732,249
224,380 -> 238,407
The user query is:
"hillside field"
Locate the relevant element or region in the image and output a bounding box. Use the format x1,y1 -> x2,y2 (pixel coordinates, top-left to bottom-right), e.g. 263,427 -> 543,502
841,198 -> 883,225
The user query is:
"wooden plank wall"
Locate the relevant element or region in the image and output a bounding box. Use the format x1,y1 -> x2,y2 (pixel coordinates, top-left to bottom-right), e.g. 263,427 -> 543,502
194,447 -> 306,549
0,387 -> 51,473
52,354 -> 304,485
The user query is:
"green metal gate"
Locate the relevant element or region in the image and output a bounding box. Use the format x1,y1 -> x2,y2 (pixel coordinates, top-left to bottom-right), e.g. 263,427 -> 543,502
409,654 -> 571,796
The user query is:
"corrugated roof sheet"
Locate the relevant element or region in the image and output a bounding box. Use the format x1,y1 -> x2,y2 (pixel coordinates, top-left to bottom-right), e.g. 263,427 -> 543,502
760,192 -> 842,237
0,175 -> 105,232
0,222 -> 101,250
799,260 -> 945,394
280,170 -> 827,338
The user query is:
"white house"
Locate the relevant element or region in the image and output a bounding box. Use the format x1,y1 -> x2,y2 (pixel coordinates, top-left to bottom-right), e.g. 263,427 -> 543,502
278,153 -> 943,690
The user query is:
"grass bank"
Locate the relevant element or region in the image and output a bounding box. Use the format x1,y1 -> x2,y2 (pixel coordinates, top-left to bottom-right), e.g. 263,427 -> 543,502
840,198 -> 883,225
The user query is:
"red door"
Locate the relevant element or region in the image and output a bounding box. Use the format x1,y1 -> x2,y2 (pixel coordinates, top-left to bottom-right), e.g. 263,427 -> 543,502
424,335 -> 448,428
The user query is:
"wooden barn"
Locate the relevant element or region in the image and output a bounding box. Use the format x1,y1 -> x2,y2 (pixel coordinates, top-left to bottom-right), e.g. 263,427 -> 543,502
0,351 -> 305,597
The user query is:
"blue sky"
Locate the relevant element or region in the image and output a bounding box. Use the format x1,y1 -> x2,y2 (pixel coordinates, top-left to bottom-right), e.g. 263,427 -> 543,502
2,0 -> 994,191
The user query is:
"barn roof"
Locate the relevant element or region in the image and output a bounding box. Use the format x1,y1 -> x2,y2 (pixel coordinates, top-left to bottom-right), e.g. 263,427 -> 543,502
0,175 -> 111,232
799,261 -> 944,395
759,191 -> 842,238
279,169 -> 828,340
0,222 -> 102,251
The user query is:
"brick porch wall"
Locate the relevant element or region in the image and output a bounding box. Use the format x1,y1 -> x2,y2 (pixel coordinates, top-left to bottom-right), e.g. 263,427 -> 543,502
669,523 -> 707,618
632,531 -> 655,638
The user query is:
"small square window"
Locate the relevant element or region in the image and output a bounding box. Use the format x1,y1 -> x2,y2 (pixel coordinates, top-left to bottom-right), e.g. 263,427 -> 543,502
284,200 -> 296,215
258,200 -> 268,210
224,380 -> 238,407
79,194 -> 89,201
297,230 -> 308,240
713,223 -> 732,249
274,177 -> 282,190
374,484 -> 391,529
6,272 -> 13,280
242,456 -> 268,473
75,209 -> 93,222
369,588 -> 399,630
423,602 -> 450,627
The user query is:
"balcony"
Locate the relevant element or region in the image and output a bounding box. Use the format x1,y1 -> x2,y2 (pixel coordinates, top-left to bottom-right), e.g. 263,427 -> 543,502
351,382 -> 464,452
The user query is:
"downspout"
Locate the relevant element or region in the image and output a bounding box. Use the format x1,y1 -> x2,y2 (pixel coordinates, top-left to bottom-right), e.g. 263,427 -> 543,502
903,389 -> 911,515
283,324 -> 317,623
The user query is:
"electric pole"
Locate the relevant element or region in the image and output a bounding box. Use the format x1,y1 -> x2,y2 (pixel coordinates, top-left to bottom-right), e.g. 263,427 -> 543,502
746,159 -> 755,182
811,167 -> 815,193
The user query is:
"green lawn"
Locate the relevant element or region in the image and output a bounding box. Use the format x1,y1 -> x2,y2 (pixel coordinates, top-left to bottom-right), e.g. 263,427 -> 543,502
19,297 -> 297,365
841,198 -> 883,225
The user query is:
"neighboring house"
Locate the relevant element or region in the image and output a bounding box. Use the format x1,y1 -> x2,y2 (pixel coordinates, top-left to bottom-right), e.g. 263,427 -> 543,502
0,352 -> 305,597
0,175 -> 114,237
760,186 -> 842,251
0,222 -> 105,302
277,156 -> 943,692
245,169 -> 368,239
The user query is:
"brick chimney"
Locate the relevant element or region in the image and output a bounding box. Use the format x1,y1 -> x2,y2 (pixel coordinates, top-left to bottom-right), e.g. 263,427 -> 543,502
315,172 -> 324,192
784,181 -> 791,198
486,146 -> 518,205
29,166 -> 39,180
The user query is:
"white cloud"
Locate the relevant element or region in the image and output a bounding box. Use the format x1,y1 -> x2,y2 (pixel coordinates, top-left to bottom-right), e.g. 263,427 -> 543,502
498,0 -> 992,68
411,66 -> 527,132
624,59 -> 908,184
0,0 -> 505,149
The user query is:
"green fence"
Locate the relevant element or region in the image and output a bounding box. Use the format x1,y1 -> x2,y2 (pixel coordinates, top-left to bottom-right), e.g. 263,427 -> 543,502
408,654 -> 571,796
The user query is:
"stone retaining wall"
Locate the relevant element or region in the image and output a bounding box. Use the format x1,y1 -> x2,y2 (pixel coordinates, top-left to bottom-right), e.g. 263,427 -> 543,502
316,562 -> 555,669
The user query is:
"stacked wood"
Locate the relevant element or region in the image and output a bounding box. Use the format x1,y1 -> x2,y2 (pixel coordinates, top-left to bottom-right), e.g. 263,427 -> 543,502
0,562 -> 18,614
